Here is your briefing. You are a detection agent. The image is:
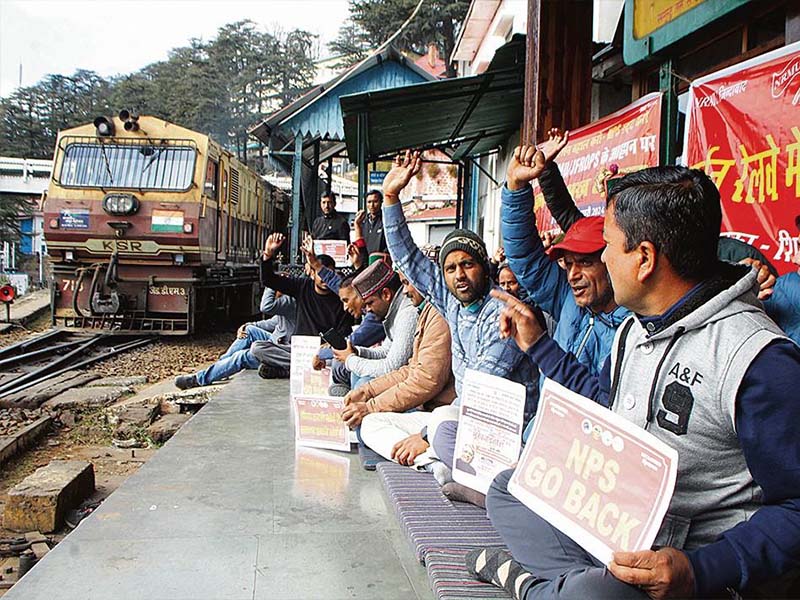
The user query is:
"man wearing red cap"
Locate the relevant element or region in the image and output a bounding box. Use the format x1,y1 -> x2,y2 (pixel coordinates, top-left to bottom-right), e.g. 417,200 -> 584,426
501,137 -> 629,417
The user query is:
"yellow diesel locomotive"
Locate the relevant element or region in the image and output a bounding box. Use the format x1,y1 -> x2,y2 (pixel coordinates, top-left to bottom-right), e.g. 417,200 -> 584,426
44,112 -> 287,334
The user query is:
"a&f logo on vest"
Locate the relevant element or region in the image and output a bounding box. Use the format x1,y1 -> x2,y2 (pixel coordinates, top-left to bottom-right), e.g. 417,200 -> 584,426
657,362 -> 703,436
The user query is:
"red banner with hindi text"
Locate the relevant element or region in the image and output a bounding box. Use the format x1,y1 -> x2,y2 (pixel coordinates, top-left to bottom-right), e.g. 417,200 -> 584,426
534,92 -> 662,233
685,42 -> 800,275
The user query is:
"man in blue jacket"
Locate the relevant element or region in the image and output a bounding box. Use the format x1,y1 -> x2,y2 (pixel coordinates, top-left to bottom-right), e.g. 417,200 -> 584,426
502,136 -> 629,441
470,159 -> 800,600
381,151 -> 539,484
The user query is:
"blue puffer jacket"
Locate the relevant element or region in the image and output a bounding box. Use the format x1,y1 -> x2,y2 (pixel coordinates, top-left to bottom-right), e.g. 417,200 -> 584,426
764,271 -> 800,345
501,183 -> 630,380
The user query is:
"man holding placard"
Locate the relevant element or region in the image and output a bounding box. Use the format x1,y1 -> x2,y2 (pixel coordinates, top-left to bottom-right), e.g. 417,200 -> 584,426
469,158 -> 800,599
380,151 -> 539,487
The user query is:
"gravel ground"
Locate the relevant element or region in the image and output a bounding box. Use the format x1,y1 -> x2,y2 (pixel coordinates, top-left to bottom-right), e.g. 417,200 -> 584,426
91,329 -> 233,382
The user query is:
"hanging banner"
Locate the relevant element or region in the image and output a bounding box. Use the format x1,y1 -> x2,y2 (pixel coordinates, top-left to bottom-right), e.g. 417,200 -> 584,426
685,42 -> 800,275
509,379 -> 678,564
535,92 -> 662,233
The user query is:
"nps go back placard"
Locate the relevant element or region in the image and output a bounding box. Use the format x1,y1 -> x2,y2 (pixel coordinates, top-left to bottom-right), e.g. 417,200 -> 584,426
509,379 -> 677,563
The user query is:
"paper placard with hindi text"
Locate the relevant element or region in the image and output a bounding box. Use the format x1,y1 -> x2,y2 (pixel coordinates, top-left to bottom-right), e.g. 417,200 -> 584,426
452,369 -> 526,495
508,378 -> 678,564
292,395 -> 351,452
290,335 -> 331,398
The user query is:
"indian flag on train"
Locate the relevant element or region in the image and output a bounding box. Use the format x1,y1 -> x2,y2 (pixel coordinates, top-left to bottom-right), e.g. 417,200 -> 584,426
151,209 -> 184,233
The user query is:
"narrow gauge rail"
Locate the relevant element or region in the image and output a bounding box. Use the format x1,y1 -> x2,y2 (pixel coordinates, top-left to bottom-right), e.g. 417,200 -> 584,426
0,330 -> 153,400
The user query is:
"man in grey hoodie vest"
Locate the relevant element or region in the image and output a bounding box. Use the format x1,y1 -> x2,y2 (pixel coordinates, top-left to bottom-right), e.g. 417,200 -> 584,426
468,162 -> 800,599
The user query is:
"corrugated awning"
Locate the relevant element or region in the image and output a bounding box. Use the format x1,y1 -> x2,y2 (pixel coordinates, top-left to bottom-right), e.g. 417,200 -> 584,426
340,36 -> 524,162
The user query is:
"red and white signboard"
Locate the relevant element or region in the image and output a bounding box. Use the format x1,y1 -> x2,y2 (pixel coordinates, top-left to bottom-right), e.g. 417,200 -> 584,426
292,396 -> 351,452
509,379 -> 678,564
290,335 -> 331,398
685,41 -> 800,275
535,92 -> 662,233
314,240 -> 349,267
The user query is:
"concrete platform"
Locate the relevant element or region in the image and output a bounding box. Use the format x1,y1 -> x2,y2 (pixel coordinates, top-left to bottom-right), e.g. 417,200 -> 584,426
0,289 -> 50,333
3,371 -> 433,600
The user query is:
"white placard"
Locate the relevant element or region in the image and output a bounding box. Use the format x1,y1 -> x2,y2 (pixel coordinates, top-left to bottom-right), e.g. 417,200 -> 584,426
452,369 -> 527,495
290,335 -> 331,398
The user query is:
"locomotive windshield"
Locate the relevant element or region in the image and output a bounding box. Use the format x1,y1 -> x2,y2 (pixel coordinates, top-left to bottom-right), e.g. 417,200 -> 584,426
59,142 -> 196,191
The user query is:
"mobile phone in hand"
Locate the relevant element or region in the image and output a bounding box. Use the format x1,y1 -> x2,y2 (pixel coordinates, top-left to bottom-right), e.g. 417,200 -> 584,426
321,328 -> 348,351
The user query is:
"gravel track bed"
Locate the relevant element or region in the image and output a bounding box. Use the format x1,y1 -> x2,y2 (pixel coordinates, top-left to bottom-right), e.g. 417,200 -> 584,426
90,330 -> 233,382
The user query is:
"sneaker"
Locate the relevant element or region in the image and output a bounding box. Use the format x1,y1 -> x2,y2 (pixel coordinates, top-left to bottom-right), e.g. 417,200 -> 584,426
175,374 -> 199,390
328,383 -> 350,397
258,364 -> 288,379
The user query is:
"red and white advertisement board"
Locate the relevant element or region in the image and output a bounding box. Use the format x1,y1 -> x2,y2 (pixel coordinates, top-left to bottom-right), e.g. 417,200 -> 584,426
685,42 -> 800,275
509,379 -> 677,564
535,92 -> 662,233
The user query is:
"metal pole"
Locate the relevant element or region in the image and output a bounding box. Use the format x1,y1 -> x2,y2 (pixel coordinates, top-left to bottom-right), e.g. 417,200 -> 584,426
290,135 -> 303,262
357,113 -> 368,212
659,59 -> 678,165
523,0 -> 542,145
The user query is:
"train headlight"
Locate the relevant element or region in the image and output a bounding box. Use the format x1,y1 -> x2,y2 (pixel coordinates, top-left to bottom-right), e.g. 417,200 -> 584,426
103,193 -> 139,216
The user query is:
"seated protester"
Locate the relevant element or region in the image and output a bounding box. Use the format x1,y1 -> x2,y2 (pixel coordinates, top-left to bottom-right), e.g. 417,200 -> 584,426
504,130 -> 776,404
315,275 -> 386,393
259,231 -> 354,340
471,165 -> 800,600
502,133 -> 629,394
175,277 -> 296,389
381,150 -> 539,484
300,239 -> 386,389
331,258 -> 418,393
357,269 -> 456,464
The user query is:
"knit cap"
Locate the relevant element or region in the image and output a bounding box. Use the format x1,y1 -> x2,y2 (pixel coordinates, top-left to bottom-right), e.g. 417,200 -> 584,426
353,258 -> 394,299
439,229 -> 489,271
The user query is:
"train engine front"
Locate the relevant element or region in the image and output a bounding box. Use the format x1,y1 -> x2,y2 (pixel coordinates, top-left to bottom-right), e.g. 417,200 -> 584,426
44,112 -> 281,334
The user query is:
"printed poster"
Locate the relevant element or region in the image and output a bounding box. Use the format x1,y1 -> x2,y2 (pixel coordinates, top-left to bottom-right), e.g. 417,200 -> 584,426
535,92 -> 662,234
509,378 -> 678,564
685,41 -> 800,274
314,240 -> 348,267
452,369 -> 526,495
292,395 -> 351,452
290,335 -> 331,398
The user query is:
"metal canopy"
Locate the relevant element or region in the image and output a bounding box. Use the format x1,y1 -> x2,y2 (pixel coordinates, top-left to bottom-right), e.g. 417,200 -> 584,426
340,37 -> 525,162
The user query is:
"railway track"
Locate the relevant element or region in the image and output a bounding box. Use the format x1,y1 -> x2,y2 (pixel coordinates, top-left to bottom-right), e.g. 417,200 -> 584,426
0,330 -> 154,400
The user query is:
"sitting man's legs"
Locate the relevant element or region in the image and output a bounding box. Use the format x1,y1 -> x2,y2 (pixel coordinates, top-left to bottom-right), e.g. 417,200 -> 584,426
221,324 -> 273,359
179,348 -> 260,388
428,404 -> 459,469
361,411 -> 433,468
472,469 -> 647,600
250,339 -> 291,378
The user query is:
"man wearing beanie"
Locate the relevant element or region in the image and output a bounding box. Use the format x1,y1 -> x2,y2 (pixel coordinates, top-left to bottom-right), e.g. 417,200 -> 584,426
331,258 -> 418,409
380,151 -> 539,491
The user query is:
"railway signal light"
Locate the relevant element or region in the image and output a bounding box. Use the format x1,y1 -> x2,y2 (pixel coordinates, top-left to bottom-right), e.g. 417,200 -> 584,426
93,116 -> 115,137
0,285 -> 14,323
0,285 -> 15,303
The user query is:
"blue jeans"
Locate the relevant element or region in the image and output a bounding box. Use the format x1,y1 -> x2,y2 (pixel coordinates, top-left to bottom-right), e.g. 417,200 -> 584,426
220,325 -> 273,359
350,372 -> 374,390
197,325 -> 271,385
196,349 -> 261,385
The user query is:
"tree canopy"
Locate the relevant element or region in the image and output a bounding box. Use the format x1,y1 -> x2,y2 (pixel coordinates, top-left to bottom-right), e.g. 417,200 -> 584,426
329,0 -> 470,76
0,21 -> 316,167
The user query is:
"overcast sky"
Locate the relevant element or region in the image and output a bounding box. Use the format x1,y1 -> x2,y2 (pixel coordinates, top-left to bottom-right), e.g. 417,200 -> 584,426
0,0 -> 351,98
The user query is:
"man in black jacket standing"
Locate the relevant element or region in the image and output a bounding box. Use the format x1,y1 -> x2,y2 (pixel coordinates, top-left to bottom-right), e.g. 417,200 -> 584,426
311,192 -> 350,242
